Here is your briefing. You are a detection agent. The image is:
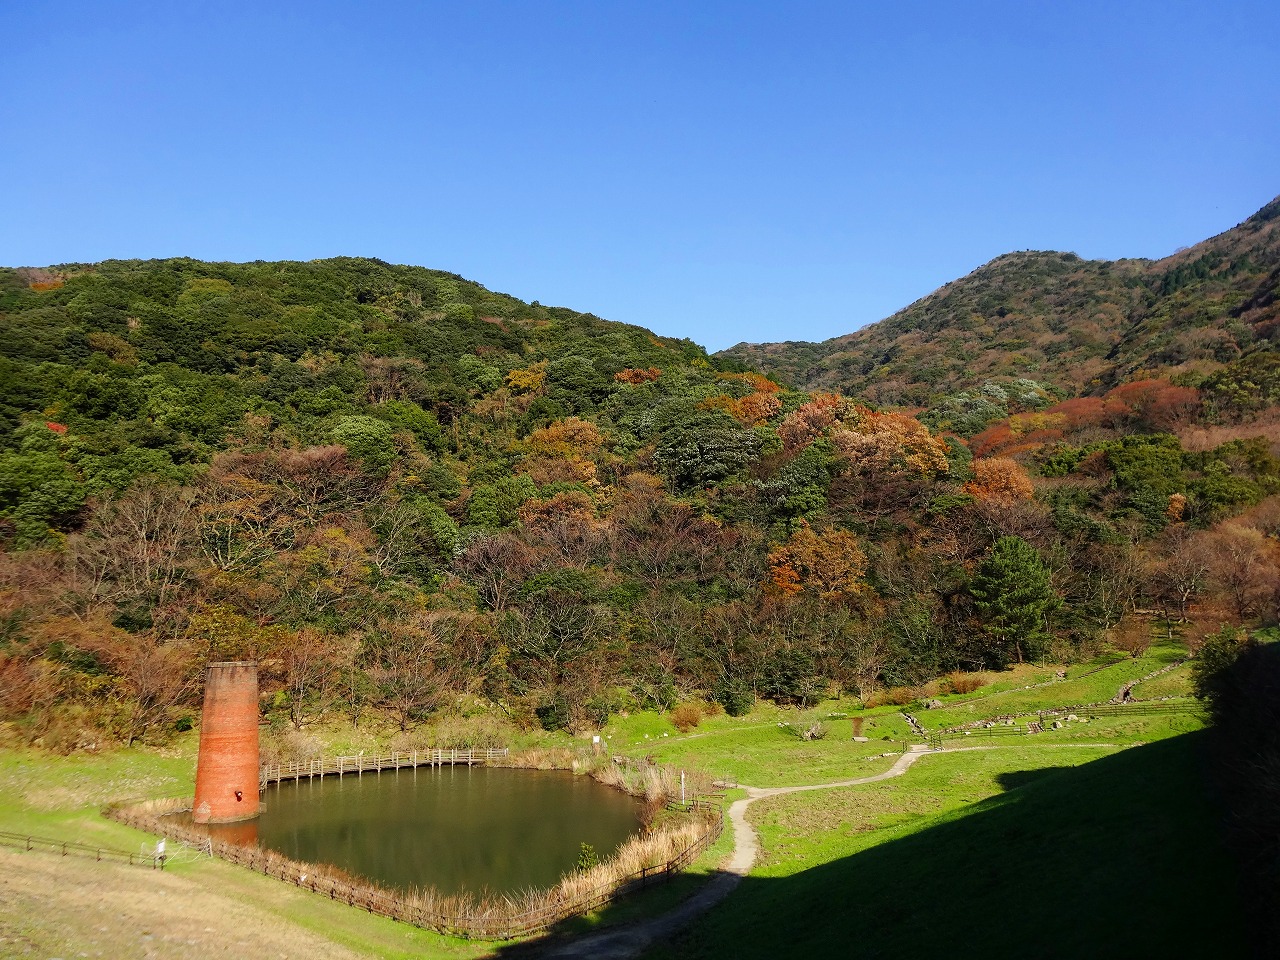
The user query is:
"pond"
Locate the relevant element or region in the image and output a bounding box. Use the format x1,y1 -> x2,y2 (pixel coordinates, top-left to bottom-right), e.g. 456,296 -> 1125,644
187,765 -> 644,896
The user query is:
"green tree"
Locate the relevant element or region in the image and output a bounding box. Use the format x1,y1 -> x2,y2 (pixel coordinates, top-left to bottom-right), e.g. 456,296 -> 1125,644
0,425 -> 87,545
467,474 -> 536,528
652,411 -> 762,489
1191,625 -> 1250,711
331,415 -> 397,476
969,536 -> 1061,666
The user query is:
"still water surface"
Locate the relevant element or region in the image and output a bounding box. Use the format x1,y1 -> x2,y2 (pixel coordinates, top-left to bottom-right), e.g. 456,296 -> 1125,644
196,766 -> 643,896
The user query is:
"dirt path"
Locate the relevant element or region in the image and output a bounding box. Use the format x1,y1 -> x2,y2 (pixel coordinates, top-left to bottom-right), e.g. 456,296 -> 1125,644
0,848 -> 368,960
534,746 -> 935,959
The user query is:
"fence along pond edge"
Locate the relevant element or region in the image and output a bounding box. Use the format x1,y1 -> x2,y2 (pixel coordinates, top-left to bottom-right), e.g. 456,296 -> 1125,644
104,754 -> 725,940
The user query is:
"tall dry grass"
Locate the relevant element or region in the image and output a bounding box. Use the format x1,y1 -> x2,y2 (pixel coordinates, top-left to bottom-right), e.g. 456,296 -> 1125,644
493,746 -> 578,771
863,671 -> 990,707
1178,411 -> 1280,453
501,745 -> 715,806
940,671 -> 988,695
588,756 -> 715,803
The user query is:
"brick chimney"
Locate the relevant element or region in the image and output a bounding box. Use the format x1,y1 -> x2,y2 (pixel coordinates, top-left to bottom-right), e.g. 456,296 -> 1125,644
193,662 -> 260,824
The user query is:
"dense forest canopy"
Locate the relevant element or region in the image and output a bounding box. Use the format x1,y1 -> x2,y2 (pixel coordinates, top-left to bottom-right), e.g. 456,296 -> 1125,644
1,237 -> 1277,750
720,195 -> 1280,411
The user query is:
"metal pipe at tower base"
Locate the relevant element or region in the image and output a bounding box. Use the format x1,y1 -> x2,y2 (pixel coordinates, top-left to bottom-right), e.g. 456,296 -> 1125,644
193,661 -> 260,824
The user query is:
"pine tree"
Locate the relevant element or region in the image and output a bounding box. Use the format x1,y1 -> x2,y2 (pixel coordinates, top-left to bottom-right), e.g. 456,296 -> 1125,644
969,536 -> 1061,666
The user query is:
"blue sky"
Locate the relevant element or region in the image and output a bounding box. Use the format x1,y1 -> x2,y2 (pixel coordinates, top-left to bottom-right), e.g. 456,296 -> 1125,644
2,1 -> 1277,351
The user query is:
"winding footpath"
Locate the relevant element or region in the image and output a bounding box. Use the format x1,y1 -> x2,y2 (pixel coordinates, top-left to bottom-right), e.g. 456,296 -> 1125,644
535,746 -> 935,960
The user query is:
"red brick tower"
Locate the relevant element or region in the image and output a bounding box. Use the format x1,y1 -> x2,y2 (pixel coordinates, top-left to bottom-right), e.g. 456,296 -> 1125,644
193,661 -> 260,824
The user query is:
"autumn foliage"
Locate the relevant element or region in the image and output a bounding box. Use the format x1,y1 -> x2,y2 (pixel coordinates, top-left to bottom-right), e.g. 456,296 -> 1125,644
3,254 -> 1279,750
767,521 -> 867,604
780,393 -> 846,451
972,380 -> 1203,458
831,408 -> 950,477
614,367 -> 662,384
699,391 -> 783,426
965,457 -> 1034,507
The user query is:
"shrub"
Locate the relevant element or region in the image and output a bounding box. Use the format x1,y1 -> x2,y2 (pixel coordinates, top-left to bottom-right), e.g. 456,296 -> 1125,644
941,671 -> 986,695
866,685 -> 923,708
670,703 -> 704,732
576,842 -> 599,872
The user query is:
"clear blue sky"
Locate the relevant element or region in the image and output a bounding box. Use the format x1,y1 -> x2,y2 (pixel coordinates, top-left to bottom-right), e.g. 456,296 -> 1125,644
2,2 -> 1277,351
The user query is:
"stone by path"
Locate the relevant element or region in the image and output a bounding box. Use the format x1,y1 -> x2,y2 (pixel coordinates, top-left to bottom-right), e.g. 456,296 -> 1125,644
533,747 -> 934,960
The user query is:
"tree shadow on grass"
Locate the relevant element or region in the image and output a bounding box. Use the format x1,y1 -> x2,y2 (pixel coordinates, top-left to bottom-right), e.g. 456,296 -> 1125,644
495,732 -> 1254,959
994,766 -> 1075,792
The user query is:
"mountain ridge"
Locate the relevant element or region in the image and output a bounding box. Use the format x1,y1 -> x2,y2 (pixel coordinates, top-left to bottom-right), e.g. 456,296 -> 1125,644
718,194 -> 1280,407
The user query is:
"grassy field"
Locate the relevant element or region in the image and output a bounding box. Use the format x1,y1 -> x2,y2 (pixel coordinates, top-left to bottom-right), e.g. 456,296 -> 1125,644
0,737 -> 506,959
2,635 -> 1245,959
645,733 -> 1245,959
601,707 -> 913,787
917,639 -> 1189,732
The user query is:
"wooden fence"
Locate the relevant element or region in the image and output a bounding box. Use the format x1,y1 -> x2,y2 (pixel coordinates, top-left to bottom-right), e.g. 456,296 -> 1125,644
0,829 -> 164,868
105,788 -> 724,940
259,748 -> 509,789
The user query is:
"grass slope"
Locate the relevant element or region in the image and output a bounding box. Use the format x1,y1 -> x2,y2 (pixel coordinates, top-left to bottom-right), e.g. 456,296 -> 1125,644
600,705 -> 914,788
647,732 -> 1244,960
0,742 -> 501,959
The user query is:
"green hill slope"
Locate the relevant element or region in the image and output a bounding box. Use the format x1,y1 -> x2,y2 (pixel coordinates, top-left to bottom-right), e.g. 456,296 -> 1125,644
0,255 -> 708,440
1,249 -> 1276,755
719,195 -> 1280,408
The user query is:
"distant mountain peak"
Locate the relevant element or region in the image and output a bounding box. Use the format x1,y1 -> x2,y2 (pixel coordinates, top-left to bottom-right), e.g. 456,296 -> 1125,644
717,194 -> 1280,405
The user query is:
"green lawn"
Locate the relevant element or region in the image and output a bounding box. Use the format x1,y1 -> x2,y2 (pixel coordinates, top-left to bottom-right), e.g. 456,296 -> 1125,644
0,738 -> 504,959
0,737 -> 198,839
918,639 -> 1191,731
645,732 -> 1245,960
0,657 -> 1243,959
600,703 -> 915,787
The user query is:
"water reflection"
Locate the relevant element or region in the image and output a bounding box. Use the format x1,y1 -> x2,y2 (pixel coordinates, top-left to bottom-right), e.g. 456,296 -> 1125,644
205,817 -> 258,846
178,765 -> 642,896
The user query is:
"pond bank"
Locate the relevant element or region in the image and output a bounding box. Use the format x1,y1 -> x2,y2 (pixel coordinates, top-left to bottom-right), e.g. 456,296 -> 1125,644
105,752 -> 723,939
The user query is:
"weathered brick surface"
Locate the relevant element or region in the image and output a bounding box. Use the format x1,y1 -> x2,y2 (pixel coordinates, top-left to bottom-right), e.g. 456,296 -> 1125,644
193,662 -> 260,824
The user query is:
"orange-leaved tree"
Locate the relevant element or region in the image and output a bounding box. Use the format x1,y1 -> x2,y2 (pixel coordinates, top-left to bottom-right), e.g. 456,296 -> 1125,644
829,408 -> 950,477
767,521 -> 867,604
965,457 -> 1035,507
613,367 -> 661,384
779,393 -> 846,452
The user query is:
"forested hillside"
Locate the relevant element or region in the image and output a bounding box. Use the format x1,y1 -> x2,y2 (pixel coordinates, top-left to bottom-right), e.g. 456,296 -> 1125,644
1,253 -> 1277,750
720,195 -> 1280,412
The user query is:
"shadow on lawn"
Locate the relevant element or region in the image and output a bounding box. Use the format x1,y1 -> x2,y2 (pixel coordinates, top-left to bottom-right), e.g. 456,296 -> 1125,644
993,766 -> 1075,791
496,731 -> 1255,960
